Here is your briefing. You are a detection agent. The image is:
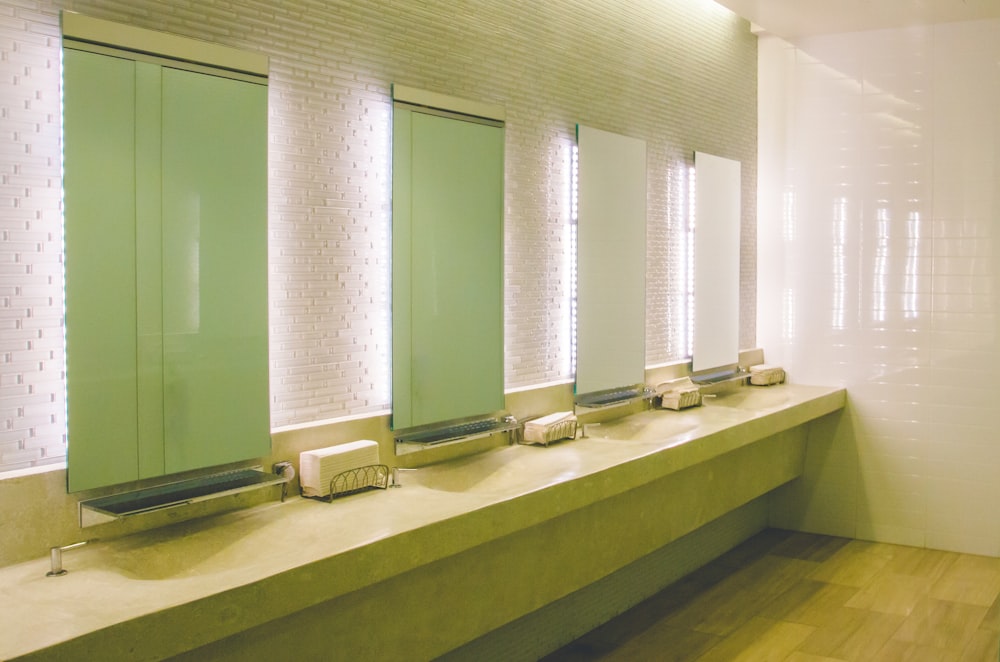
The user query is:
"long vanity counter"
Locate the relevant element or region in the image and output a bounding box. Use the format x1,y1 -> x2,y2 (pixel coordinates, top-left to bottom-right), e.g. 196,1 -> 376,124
0,383 -> 845,661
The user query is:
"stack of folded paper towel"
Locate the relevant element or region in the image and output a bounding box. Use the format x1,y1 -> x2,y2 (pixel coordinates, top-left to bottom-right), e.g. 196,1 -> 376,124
749,364 -> 785,386
523,411 -> 578,446
655,376 -> 702,410
299,439 -> 380,498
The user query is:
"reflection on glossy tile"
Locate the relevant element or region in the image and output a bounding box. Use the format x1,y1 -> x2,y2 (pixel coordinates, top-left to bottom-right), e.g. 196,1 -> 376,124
891,597 -> 987,650
960,628 -> 1000,661
697,618 -> 815,662
601,625 -> 719,662
886,545 -> 957,581
771,531 -> 852,563
843,571 -> 931,615
798,607 -> 904,661
808,540 -> 892,587
763,580 -> 859,627
874,639 -> 961,662
784,654 -> 844,662
545,530 -> 998,662
930,555 -> 1000,607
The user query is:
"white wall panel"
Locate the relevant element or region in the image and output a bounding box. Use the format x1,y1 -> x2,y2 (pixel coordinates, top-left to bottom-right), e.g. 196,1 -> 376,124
761,19 -> 1000,556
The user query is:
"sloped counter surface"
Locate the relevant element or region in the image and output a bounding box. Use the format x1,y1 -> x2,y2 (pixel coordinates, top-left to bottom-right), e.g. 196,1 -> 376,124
0,384 -> 845,661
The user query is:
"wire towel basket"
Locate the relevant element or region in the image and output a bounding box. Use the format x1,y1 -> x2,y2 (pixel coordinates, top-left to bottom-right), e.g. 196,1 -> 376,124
302,464 -> 390,502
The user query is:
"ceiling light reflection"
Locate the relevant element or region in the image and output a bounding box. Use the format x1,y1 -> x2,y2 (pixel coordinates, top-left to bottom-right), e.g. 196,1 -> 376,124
873,207 -> 889,325
904,210 -> 921,321
833,196 -> 847,330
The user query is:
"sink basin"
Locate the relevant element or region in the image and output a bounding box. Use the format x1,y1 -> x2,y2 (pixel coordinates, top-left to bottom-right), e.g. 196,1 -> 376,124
580,409 -> 700,443
707,387 -> 789,411
99,503 -> 288,580
411,440 -> 647,495
411,445 -> 587,494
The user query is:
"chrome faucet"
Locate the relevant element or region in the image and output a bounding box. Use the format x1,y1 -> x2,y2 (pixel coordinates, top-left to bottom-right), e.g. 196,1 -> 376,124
504,414 -> 521,444
390,467 -> 416,488
46,540 -> 91,577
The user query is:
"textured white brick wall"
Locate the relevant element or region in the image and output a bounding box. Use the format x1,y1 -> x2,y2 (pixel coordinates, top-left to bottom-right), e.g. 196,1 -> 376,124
0,0 -> 64,471
0,0 -> 756,472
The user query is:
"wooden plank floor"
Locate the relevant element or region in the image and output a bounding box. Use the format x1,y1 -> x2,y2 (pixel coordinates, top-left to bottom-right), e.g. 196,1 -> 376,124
543,529 -> 1000,661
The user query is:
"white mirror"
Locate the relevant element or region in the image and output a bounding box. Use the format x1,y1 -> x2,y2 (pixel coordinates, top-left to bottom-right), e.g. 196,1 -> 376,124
692,152 -> 741,375
575,125 -> 647,399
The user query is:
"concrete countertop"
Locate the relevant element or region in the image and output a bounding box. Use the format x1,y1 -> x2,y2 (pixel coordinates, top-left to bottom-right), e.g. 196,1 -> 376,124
0,383 -> 845,661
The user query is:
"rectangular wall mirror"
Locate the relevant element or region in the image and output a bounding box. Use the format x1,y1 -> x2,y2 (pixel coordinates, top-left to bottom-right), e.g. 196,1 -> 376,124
391,86 -> 505,434
692,151 -> 741,376
575,124 -> 647,402
62,15 -> 271,492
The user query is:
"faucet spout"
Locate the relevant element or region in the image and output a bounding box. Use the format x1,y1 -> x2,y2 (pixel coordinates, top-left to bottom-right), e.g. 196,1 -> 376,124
390,467 -> 416,488
46,540 -> 91,577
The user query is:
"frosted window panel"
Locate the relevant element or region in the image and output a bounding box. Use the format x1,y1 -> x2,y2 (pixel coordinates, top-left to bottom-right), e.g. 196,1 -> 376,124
391,103 -> 505,430
63,45 -> 270,492
575,125 -> 647,395
693,152 -> 740,373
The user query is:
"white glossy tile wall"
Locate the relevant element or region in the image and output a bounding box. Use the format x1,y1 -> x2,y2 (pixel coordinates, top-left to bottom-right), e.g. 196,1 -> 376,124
760,20 -> 1000,556
0,1 -> 758,472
